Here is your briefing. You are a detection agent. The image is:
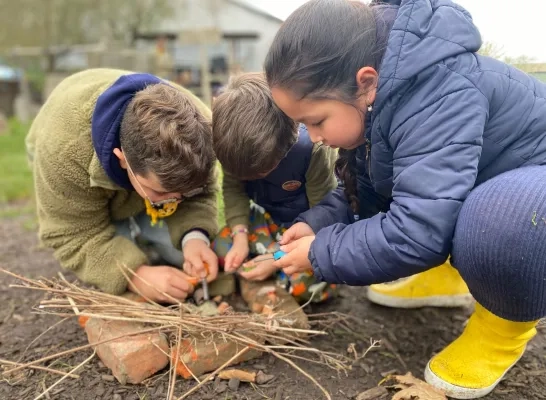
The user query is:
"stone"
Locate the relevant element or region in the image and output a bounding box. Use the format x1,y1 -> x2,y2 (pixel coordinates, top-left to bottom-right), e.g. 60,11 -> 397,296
256,370 -> 275,385
228,378 -> 240,391
193,288 -> 205,304
85,318 -> 170,385
214,377 -> 228,394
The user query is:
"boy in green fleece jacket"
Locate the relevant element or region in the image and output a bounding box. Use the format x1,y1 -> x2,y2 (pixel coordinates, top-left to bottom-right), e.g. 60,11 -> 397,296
211,73 -> 339,303
26,68 -> 219,304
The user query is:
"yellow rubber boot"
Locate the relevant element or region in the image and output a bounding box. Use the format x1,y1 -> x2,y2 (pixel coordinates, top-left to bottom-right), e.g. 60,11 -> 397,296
367,260 -> 473,308
425,304 -> 538,399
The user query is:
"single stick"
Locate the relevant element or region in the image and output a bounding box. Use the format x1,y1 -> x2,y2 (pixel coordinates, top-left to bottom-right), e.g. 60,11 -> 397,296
167,309 -> 184,400
20,317 -> 71,361
0,359 -> 80,379
247,322 -> 323,335
33,351 -> 95,400
272,351 -> 332,400
65,296 -> 80,316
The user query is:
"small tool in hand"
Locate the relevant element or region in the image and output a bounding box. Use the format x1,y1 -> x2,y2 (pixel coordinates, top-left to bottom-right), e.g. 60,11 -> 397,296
249,250 -> 286,264
202,262 -> 210,301
239,250 -> 286,272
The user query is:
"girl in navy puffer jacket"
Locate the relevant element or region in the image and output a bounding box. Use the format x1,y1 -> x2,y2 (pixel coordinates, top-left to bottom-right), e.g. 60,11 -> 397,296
265,0 -> 546,398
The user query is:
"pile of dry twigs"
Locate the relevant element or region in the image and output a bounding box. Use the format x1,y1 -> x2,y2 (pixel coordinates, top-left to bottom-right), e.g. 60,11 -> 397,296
0,268 -> 377,400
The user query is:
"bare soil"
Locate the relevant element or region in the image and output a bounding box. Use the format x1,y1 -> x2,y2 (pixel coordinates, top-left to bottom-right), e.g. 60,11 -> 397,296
1,206 -> 545,400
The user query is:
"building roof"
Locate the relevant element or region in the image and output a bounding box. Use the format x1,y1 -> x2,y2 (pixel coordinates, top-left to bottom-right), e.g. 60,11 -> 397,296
226,0 -> 284,24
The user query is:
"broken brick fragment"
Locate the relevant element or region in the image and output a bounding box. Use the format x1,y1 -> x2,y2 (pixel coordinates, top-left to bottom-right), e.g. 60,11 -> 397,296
239,278 -> 309,336
171,337 -> 262,379
85,318 -> 169,384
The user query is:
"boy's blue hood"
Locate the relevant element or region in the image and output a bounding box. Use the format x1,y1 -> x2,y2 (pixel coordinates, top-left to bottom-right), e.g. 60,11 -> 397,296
91,73 -> 164,190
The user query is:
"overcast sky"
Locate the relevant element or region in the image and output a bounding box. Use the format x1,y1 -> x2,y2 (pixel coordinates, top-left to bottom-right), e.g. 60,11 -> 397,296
251,0 -> 545,62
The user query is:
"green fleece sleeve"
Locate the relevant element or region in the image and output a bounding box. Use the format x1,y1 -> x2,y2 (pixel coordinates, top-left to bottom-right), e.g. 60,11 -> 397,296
166,164 -> 220,245
305,144 -> 339,207
33,149 -> 149,295
222,169 -> 250,228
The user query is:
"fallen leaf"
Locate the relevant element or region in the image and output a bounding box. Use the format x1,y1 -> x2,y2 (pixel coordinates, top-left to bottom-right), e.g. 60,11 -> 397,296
356,386 -> 389,400
394,372 -> 428,386
389,373 -> 447,400
217,369 -> 256,383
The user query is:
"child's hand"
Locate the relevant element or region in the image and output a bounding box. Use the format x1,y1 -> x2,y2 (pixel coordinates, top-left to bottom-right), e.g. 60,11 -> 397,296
128,265 -> 195,304
273,236 -> 315,275
183,239 -> 219,282
238,256 -> 277,281
224,237 -> 249,272
279,222 -> 314,245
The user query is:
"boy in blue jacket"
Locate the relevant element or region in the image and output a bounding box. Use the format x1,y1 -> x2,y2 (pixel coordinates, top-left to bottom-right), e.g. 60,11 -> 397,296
211,72 -> 339,303
264,0 -> 546,398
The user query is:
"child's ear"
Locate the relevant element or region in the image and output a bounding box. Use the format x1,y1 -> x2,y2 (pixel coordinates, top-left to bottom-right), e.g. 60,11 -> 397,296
356,66 -> 378,106
113,148 -> 128,169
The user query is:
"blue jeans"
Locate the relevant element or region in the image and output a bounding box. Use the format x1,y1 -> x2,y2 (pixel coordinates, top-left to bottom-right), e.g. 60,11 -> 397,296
114,212 -> 183,267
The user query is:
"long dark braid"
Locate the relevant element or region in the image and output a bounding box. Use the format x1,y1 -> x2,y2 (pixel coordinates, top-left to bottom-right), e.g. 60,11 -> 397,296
335,148 -> 359,214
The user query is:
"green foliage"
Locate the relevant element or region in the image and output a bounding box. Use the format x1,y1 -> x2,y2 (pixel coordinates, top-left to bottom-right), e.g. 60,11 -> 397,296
0,118 -> 34,203
0,0 -> 175,49
478,41 -> 536,65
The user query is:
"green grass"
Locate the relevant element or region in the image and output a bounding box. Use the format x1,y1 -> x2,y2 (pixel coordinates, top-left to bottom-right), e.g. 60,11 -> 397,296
0,119 -> 34,203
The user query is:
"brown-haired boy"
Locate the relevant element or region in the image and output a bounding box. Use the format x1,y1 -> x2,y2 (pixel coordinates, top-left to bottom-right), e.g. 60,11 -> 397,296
212,72 -> 338,303
26,68 -> 219,304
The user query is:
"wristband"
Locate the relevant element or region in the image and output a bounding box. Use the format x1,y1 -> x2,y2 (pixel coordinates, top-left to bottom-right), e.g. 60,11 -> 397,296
230,227 -> 249,238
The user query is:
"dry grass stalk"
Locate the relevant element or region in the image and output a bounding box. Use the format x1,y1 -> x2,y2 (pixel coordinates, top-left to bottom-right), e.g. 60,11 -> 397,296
33,351 -> 96,400
0,359 -> 79,379
1,267 -> 367,400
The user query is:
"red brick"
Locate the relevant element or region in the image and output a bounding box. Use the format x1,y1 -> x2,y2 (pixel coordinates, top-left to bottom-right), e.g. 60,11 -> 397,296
171,337 -> 262,379
85,318 -> 169,384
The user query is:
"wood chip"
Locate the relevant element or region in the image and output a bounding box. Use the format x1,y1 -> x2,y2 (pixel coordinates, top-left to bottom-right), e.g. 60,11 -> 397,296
228,377 -> 240,391
217,369 -> 256,383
